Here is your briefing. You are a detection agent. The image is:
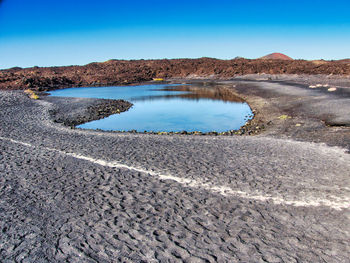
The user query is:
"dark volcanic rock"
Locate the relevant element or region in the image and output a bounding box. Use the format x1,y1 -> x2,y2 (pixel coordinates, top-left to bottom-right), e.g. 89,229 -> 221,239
1,58 -> 350,91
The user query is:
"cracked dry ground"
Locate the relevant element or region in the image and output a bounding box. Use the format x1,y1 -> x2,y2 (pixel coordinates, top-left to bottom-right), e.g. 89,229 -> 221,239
0,91 -> 349,262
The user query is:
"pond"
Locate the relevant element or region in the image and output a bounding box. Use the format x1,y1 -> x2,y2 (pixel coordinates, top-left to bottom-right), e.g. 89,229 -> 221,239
49,83 -> 253,133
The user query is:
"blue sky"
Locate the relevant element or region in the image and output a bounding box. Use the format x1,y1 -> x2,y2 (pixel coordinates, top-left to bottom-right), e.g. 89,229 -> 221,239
0,0 -> 349,69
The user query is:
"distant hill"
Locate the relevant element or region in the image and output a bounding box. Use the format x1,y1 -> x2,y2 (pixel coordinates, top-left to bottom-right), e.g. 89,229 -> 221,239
260,53 -> 293,60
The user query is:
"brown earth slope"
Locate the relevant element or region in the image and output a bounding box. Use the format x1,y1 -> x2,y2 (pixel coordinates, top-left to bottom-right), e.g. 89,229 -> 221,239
1,57 -> 350,91
259,53 -> 293,60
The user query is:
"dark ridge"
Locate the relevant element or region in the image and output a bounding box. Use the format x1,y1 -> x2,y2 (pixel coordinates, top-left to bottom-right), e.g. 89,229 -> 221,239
1,57 -> 350,91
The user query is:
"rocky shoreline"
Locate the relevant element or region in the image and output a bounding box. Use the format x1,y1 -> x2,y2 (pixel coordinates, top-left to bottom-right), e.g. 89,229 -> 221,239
45,95 -> 133,127
29,76 -> 350,153
39,75 -> 350,151
43,87 -> 262,136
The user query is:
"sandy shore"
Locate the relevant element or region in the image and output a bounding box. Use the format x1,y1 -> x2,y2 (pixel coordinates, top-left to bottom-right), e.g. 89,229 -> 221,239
0,77 -> 349,262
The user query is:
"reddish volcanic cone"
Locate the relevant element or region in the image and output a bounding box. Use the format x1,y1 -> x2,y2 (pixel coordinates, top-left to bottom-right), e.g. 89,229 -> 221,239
260,53 -> 293,60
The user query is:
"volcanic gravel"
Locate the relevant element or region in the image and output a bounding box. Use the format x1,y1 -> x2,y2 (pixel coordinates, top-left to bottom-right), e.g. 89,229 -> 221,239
0,82 -> 349,262
46,96 -> 132,127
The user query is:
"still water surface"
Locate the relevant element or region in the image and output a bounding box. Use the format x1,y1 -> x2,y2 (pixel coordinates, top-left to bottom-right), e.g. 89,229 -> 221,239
49,84 -> 253,132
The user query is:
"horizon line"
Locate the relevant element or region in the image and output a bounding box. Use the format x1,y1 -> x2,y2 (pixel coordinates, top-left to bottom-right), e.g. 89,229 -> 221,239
2,55 -> 350,70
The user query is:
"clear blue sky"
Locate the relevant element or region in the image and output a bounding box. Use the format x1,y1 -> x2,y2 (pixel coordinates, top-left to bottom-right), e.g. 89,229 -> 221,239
0,0 -> 349,69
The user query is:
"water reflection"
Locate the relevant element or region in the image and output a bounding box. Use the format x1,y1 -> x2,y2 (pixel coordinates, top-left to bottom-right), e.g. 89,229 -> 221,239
161,85 -> 245,102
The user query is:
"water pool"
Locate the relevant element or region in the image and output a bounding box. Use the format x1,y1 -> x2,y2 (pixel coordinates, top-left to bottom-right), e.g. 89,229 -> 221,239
49,84 -> 253,133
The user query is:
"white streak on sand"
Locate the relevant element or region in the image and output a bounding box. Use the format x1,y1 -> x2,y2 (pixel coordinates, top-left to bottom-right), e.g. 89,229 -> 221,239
1,136 -> 349,210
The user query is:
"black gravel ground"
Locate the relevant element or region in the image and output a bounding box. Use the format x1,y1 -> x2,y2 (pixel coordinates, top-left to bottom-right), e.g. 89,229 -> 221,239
45,96 -> 132,127
0,80 -> 349,262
